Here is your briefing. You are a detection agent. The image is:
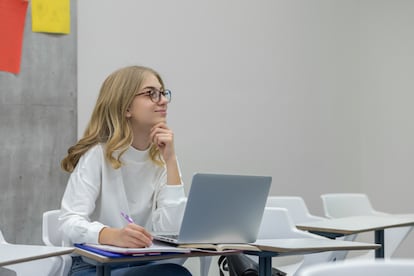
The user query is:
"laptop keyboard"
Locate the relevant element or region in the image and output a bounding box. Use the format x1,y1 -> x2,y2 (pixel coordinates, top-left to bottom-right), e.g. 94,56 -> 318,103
160,234 -> 179,239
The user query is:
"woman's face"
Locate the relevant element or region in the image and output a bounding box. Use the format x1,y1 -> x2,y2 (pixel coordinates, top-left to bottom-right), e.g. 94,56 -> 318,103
126,73 -> 168,128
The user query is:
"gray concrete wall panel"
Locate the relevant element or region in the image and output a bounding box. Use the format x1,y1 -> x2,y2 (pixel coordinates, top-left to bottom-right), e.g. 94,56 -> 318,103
0,2 -> 77,245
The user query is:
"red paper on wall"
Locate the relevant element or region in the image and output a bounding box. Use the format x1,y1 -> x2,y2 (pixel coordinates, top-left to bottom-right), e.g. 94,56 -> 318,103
0,0 -> 28,74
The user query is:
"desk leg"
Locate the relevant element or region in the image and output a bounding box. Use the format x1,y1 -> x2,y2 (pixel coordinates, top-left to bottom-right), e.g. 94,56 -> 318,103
258,256 -> 272,276
96,265 -> 103,276
375,229 -> 385,258
96,265 -> 111,276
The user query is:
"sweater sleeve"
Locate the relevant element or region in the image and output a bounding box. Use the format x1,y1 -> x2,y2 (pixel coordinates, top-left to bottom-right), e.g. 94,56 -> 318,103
151,160 -> 187,232
59,146 -> 106,245
152,184 -> 187,232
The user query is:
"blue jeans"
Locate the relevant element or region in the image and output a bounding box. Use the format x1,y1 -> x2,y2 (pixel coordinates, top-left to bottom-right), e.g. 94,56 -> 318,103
70,256 -> 191,276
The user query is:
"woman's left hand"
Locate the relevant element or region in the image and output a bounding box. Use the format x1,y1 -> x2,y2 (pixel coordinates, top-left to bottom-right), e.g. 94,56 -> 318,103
150,122 -> 175,163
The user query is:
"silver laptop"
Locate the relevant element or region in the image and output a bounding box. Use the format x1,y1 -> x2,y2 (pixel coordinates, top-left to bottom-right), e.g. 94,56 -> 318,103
153,173 -> 272,244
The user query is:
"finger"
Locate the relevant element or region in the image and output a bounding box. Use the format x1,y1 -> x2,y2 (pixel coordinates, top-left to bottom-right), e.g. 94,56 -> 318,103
150,127 -> 168,144
128,224 -> 153,237
126,236 -> 151,248
125,226 -> 153,247
136,234 -> 153,247
150,127 -> 172,139
151,122 -> 168,132
152,130 -> 172,142
153,134 -> 173,148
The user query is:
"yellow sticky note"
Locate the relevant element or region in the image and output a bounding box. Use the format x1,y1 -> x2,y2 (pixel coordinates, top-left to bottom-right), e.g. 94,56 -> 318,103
32,0 -> 70,34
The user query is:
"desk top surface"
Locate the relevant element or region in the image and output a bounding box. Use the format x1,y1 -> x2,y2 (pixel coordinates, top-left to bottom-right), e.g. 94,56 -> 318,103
74,247 -> 235,264
296,215 -> 414,235
75,238 -> 379,264
0,243 -> 74,266
252,238 -> 379,253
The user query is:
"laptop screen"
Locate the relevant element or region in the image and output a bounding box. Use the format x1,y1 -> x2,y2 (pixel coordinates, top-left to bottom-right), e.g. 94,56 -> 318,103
176,173 -> 272,244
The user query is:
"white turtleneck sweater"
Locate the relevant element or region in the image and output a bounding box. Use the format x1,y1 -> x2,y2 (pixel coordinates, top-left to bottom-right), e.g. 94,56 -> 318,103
59,144 -> 186,245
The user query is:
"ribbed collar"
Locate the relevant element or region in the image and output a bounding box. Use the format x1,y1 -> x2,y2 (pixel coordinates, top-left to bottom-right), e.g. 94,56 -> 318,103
121,145 -> 150,163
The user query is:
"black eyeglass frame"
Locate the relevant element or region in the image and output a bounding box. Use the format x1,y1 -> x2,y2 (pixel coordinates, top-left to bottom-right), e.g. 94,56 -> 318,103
135,88 -> 172,103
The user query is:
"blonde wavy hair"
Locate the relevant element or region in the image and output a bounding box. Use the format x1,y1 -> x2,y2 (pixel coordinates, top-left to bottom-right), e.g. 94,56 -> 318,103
61,65 -> 164,173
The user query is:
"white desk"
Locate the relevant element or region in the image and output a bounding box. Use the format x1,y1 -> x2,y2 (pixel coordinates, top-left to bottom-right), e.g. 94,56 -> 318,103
296,215 -> 414,258
248,238 -> 379,276
75,247 -> 236,276
0,243 -> 74,266
75,238 -> 379,276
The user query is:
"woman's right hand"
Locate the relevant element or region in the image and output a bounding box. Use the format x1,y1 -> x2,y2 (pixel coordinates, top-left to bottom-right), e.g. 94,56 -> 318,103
99,224 -> 153,248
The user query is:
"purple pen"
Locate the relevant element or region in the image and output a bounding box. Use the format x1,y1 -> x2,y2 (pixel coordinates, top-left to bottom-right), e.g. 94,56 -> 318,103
121,211 -> 134,223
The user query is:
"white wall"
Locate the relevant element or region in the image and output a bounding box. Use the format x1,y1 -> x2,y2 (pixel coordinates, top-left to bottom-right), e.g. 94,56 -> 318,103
359,0 -> 414,257
78,0 -> 414,258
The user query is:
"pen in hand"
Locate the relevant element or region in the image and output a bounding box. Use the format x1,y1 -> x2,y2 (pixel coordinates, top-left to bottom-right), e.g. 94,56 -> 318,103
121,211 -> 153,248
121,211 -> 134,224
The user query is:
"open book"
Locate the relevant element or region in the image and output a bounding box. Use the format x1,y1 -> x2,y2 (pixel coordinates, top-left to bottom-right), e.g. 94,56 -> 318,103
178,243 -> 260,252
177,238 -> 380,253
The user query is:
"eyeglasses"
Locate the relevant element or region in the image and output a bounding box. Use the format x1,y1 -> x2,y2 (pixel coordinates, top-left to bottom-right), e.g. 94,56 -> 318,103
136,88 -> 172,103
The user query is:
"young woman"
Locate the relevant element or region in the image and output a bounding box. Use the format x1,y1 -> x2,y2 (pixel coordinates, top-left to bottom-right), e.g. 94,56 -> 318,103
60,65 -> 191,276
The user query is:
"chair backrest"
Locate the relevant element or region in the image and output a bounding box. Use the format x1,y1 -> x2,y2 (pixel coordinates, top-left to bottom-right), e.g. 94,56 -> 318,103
42,210 -> 74,276
266,196 -> 325,224
0,230 -> 8,244
258,207 -> 323,239
298,259 -> 414,276
258,207 -> 335,275
320,193 -> 376,218
42,209 -> 63,246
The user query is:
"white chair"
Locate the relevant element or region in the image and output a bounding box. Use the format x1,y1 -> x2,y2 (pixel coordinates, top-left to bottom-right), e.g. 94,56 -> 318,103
297,259 -> 414,276
198,256 -> 212,276
42,210 -> 73,276
1,229 -> 60,276
266,196 -> 325,224
0,231 -> 17,276
0,267 -> 17,276
258,207 -> 326,240
321,193 -> 413,258
254,207 -> 335,276
266,196 -> 365,262
321,193 -> 382,218
42,210 -> 66,247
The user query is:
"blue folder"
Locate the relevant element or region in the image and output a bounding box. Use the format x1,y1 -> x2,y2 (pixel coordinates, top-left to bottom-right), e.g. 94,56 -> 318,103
74,243 -> 182,258
75,243 -> 129,258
